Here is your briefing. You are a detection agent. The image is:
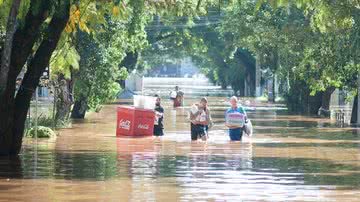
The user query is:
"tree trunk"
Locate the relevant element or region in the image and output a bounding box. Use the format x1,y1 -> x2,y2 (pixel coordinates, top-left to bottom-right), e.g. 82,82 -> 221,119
307,92 -> 323,115
268,48 -> 279,102
0,0 -> 22,95
55,76 -> 73,126
0,156 -> 22,179
286,78 -> 322,115
268,73 -> 276,102
71,97 -> 88,119
255,53 -> 261,97
235,49 -> 256,97
119,51 -> 139,88
351,93 -> 358,124
0,1 -> 51,156
357,76 -> 360,126
119,80 -> 126,89
318,87 -> 335,117
0,1 -> 70,156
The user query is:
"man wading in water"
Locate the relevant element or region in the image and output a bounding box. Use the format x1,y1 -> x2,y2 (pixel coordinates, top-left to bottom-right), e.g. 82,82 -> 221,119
225,96 -> 248,141
153,95 -> 164,137
189,97 -> 211,141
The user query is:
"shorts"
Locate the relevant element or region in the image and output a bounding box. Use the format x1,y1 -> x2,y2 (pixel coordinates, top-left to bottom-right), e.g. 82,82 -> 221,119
191,123 -> 207,140
174,99 -> 181,107
153,125 -> 164,136
229,128 -> 243,141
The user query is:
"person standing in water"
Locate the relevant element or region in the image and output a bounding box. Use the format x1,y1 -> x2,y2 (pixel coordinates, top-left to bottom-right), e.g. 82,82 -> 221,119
170,86 -> 184,107
153,95 -> 164,136
189,97 -> 211,141
225,96 -> 247,141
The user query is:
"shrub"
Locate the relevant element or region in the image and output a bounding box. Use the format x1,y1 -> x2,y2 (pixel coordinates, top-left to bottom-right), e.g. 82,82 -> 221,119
26,126 -> 56,138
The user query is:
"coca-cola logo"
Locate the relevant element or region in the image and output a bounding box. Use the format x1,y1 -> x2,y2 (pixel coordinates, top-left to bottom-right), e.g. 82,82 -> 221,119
137,123 -> 149,130
119,119 -> 131,130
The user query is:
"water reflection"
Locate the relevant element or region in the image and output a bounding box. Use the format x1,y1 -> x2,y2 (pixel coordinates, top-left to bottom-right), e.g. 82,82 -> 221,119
1,147 -> 360,200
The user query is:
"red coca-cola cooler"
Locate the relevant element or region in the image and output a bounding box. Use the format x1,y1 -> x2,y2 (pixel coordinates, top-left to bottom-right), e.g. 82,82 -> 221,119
116,106 -> 155,137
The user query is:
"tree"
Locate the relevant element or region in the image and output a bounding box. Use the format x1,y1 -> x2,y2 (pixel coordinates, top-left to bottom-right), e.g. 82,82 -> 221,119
50,36 -> 80,125
142,9 -> 256,95
71,29 -> 128,119
0,0 -> 21,95
0,0 -> 219,156
221,1 -> 291,101
219,1 -> 359,115
0,0 -> 70,155
257,0 -> 360,116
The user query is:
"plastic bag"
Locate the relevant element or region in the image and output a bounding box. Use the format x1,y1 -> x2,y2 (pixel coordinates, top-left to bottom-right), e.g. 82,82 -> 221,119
244,120 -> 253,136
170,91 -> 177,99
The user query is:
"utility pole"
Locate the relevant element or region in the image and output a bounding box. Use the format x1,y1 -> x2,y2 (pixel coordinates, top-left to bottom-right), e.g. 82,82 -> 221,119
35,87 -> 38,139
255,53 -> 261,97
357,75 -> 360,126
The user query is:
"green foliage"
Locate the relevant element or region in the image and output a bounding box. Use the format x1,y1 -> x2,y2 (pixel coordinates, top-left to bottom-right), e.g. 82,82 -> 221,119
296,32 -> 356,95
50,34 -> 80,79
0,0 -> 30,26
26,113 -> 70,130
214,0 -> 360,111
35,114 -> 54,128
0,0 -> 29,49
26,126 -> 56,138
73,28 -> 123,112
141,8 -> 256,93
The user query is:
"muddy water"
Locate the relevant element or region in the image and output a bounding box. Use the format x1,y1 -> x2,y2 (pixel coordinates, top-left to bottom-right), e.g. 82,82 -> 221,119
1,97 -> 360,201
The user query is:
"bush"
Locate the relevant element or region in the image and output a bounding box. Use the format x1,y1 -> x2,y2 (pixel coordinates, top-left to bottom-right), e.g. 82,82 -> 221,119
26,113 -> 71,129
36,114 -> 54,127
26,126 -> 56,138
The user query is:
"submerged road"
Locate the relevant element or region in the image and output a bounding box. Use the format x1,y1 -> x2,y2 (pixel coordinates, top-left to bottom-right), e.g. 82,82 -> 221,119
1,97 -> 360,201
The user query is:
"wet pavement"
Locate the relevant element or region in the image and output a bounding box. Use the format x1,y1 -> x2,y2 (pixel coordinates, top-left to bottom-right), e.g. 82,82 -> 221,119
1,97 -> 360,201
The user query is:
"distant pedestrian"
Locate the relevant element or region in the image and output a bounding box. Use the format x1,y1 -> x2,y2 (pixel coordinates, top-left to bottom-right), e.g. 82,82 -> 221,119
170,86 -> 184,107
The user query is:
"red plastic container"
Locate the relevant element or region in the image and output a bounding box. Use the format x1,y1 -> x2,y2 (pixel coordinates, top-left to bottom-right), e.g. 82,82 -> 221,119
116,106 -> 155,137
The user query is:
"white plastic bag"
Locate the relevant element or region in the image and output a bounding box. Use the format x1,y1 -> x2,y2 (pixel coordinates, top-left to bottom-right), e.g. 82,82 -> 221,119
170,91 -> 177,99
134,95 -> 156,109
190,104 -> 198,114
190,104 -> 207,122
244,120 -> 253,137
154,111 -> 162,125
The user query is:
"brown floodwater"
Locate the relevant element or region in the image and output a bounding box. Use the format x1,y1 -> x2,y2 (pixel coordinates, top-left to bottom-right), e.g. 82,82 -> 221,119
1,97 -> 360,201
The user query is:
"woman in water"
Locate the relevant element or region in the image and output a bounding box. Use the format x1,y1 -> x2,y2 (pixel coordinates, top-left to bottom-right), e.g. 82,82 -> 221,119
225,96 -> 248,141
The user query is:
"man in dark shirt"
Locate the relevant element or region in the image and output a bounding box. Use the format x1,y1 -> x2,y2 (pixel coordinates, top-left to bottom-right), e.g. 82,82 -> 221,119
154,95 -> 164,136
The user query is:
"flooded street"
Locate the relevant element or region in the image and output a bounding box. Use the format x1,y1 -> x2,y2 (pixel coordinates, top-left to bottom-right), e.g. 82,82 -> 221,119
1,97 -> 360,201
